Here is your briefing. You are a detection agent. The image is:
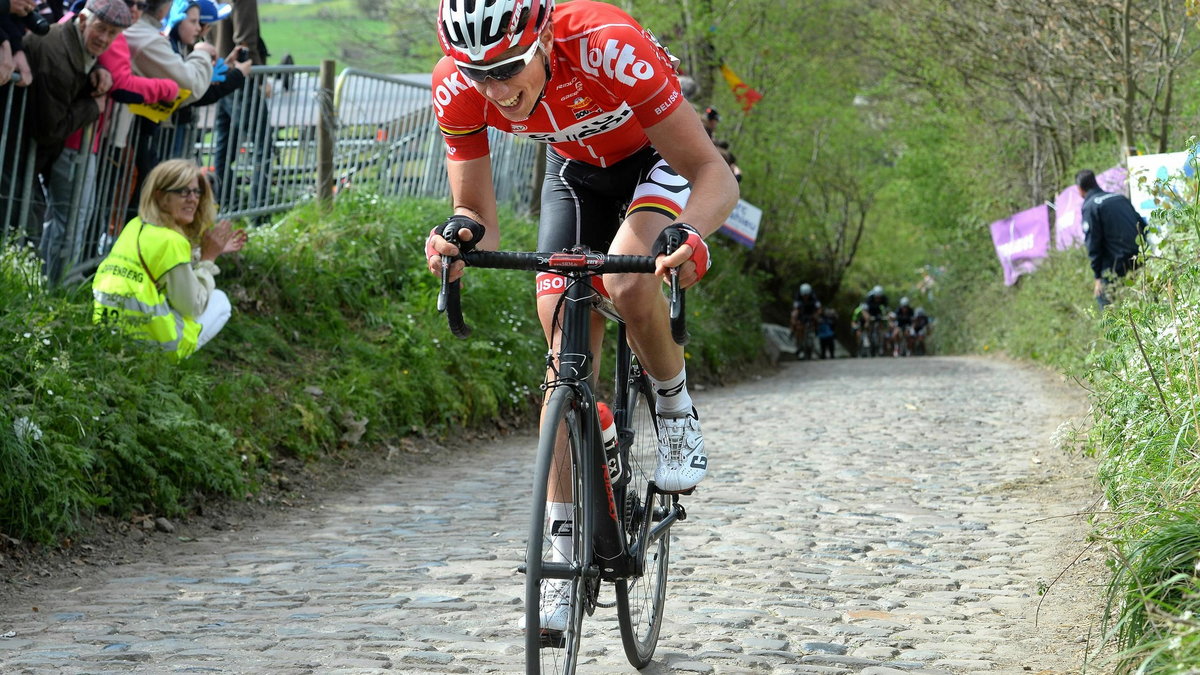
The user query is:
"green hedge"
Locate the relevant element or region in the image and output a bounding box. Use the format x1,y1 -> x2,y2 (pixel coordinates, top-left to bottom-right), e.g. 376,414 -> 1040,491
0,193 -> 767,544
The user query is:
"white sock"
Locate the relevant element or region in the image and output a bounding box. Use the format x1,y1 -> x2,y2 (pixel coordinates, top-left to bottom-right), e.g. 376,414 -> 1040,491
649,367 -> 692,417
548,502 -> 573,563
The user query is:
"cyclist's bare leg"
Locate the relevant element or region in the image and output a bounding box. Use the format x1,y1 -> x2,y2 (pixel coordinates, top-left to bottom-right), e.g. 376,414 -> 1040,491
602,211 -> 684,383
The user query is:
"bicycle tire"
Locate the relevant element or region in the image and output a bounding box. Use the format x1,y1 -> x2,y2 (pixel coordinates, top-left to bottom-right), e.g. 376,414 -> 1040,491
525,388 -> 589,675
615,373 -> 669,668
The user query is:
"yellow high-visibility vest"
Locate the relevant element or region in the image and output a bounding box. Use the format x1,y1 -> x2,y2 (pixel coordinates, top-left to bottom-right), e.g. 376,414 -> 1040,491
93,217 -> 201,358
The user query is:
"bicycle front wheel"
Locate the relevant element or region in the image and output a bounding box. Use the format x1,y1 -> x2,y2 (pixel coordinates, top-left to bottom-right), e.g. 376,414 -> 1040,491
525,387 -> 588,675
615,374 -> 669,668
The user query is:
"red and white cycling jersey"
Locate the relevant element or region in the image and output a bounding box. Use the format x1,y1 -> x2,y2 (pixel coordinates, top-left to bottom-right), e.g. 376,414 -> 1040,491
432,0 -> 684,168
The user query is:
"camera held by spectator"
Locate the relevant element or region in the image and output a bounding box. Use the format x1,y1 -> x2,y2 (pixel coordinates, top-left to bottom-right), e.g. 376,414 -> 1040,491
22,10 -> 50,35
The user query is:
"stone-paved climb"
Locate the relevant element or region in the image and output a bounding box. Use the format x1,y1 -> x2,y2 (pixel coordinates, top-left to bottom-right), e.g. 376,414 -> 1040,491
0,356 -> 1105,674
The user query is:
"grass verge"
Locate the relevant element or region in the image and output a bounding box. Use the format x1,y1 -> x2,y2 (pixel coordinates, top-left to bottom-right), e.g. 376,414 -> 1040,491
0,192 -> 767,546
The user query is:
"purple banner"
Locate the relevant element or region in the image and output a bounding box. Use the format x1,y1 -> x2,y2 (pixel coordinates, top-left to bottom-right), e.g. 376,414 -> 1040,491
990,204 -> 1050,286
1097,165 -> 1128,194
1054,185 -> 1084,250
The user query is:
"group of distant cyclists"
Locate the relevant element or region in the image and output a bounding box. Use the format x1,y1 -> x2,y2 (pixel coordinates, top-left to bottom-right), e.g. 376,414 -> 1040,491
790,283 -> 933,360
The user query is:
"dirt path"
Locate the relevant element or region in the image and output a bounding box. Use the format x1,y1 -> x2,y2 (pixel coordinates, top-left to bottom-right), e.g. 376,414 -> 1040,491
0,356 -> 1109,674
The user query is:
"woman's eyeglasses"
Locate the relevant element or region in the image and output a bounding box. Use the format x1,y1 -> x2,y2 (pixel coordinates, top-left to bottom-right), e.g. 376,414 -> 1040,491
455,40 -> 540,83
124,0 -> 148,9
166,187 -> 203,198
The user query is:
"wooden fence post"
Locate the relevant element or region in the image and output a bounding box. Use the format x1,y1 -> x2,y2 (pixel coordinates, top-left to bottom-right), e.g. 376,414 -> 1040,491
317,59 -> 336,208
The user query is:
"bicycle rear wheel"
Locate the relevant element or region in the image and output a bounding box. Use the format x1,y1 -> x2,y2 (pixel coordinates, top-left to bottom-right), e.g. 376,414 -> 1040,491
615,373 -> 669,668
525,388 -> 589,675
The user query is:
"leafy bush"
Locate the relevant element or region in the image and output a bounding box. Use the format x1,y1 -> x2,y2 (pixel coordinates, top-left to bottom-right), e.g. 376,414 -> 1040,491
929,242 -> 1100,376
0,193 -> 767,544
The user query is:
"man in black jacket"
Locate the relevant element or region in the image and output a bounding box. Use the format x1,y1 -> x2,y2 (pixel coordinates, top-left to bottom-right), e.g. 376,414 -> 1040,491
1078,168 -> 1146,309
2,0 -> 129,248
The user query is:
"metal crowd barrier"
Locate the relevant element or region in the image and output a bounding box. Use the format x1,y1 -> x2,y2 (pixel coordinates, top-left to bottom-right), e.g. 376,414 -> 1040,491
0,63 -> 540,287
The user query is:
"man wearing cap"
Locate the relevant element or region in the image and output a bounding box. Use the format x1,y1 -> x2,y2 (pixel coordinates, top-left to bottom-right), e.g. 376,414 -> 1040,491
18,0 -> 130,268
21,0 -> 130,173
41,0 -> 182,282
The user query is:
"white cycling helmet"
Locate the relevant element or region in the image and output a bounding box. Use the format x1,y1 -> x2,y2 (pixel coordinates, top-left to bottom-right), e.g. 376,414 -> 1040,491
900,296 -> 910,307
915,307 -> 927,317
870,285 -> 883,296
799,283 -> 812,295
438,0 -> 554,63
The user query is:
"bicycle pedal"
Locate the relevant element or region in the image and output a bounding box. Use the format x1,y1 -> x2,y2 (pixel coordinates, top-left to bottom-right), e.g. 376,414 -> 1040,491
539,629 -> 566,649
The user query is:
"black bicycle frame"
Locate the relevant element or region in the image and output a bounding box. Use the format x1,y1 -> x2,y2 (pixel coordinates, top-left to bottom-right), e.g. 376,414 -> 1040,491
439,247 -> 689,581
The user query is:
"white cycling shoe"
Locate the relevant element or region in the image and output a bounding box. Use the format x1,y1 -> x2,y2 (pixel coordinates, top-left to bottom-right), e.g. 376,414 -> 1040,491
518,579 -> 571,632
653,409 -> 708,493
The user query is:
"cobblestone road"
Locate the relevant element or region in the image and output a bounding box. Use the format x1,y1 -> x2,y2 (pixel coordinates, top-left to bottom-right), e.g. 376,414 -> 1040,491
0,356 -> 1105,674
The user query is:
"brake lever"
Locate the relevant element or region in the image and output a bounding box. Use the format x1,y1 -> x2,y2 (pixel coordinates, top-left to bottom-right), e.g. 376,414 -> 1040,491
437,256 -> 452,313
668,268 -> 682,320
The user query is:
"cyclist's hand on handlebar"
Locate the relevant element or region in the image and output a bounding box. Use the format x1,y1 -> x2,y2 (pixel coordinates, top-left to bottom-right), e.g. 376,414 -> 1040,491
652,223 -> 710,289
425,215 -> 486,281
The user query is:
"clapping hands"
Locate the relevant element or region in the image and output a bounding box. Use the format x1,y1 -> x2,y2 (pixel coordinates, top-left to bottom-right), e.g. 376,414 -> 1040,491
200,219 -> 248,262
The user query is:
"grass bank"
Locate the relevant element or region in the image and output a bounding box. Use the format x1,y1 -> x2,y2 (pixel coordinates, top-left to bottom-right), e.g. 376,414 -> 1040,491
933,176 -> 1200,671
0,192 -> 767,546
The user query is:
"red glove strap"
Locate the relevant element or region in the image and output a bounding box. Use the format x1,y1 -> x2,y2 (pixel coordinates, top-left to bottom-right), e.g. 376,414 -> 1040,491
680,226 -> 711,281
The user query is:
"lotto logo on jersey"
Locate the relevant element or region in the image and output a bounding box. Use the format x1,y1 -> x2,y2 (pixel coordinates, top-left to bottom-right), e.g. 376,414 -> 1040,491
580,39 -> 655,86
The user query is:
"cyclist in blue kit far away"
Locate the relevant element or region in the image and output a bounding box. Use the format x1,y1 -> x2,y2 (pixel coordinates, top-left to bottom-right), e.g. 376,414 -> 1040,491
422,0 -> 738,632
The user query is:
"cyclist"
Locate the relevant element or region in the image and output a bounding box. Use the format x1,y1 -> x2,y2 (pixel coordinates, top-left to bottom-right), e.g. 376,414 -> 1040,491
424,0 -> 739,631
911,307 -> 932,355
892,296 -> 914,356
851,302 -> 870,355
862,286 -> 887,356
865,285 -> 889,320
789,282 -> 821,358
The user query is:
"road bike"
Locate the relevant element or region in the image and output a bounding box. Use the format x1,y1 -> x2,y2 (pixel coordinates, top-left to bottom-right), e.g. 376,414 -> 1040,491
791,315 -> 816,361
439,243 -> 692,675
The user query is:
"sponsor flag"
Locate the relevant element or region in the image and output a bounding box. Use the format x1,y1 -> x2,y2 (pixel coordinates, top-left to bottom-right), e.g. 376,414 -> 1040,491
989,204 -> 1050,286
719,199 -> 762,248
719,64 -> 763,112
1053,185 -> 1084,250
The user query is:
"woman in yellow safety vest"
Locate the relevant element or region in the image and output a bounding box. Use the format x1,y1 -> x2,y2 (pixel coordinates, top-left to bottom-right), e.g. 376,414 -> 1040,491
92,158 -> 246,358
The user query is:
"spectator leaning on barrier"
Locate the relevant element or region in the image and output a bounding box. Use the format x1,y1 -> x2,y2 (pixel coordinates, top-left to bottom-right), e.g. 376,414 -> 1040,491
162,0 -> 244,158
121,0 -> 215,220
1077,168 -> 1147,310
166,0 -> 246,108
17,0 -> 129,255
124,0 -> 212,101
93,158 -> 246,359
21,0 -> 129,173
41,0 -> 184,283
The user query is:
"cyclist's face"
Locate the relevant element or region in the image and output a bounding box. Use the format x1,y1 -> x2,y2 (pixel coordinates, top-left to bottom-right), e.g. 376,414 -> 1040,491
471,34 -> 550,122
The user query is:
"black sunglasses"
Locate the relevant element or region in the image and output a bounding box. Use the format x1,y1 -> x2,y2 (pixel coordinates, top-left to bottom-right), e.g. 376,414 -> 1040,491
456,40 -> 540,83
124,1 -> 148,10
